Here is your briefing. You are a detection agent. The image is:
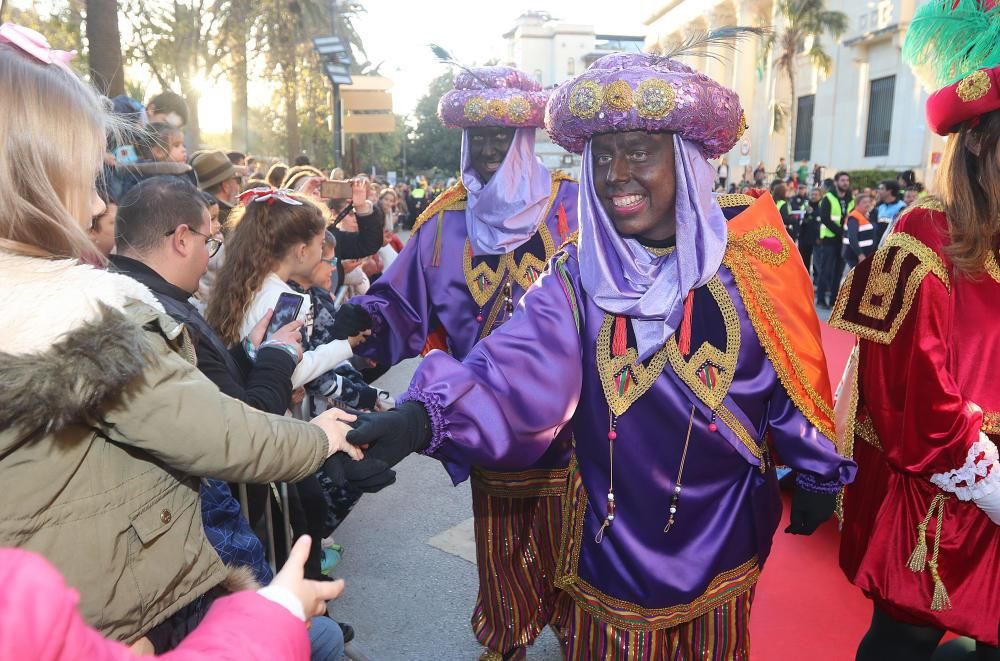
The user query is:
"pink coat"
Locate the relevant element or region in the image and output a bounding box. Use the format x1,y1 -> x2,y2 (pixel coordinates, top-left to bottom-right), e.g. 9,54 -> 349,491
0,549 -> 310,660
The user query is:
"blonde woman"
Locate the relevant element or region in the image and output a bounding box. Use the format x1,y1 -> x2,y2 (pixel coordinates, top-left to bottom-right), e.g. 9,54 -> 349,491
0,23 -> 359,649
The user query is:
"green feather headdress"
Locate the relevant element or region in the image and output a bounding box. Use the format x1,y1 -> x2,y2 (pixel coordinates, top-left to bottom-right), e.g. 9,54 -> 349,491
903,0 -> 1000,90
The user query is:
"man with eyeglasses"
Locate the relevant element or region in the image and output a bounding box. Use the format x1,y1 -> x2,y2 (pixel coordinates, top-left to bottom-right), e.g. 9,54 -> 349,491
108,175 -> 350,660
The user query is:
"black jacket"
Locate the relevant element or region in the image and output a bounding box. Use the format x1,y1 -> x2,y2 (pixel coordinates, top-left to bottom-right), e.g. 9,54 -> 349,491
330,204 -> 386,289
109,255 -> 295,415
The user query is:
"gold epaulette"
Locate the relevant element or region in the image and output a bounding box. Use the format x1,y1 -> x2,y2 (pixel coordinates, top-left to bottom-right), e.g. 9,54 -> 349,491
409,182 -> 468,235
559,230 -> 580,250
829,230 -> 951,344
551,169 -> 577,184
716,193 -> 757,209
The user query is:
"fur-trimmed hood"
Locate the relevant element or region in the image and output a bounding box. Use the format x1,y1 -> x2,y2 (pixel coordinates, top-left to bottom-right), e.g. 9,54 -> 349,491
0,251 -> 180,445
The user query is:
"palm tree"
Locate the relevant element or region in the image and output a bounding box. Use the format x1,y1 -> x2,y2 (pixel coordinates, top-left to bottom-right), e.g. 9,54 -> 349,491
766,0 -> 847,167
85,0 -> 124,96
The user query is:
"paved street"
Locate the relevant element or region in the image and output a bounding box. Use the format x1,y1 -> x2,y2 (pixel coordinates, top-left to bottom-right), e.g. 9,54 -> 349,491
330,357 -> 563,660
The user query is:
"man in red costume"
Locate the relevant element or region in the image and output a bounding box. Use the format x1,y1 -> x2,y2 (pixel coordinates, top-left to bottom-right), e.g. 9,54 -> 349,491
831,1 -> 1000,658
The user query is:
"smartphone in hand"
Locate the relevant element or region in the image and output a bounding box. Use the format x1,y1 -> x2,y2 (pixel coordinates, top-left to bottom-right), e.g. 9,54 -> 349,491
320,180 -> 352,199
264,292 -> 305,343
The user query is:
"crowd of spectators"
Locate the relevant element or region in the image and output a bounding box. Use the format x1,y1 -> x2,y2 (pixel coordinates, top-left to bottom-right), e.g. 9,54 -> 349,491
718,157 -> 926,309
0,25 -> 456,660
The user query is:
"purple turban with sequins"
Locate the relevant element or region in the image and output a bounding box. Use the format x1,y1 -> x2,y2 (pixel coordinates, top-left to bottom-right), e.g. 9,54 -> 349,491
438,66 -> 549,129
545,53 -> 746,157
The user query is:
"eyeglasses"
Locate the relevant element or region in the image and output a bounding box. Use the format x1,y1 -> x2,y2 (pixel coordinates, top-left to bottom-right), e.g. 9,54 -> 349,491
321,256 -> 339,267
166,225 -> 223,257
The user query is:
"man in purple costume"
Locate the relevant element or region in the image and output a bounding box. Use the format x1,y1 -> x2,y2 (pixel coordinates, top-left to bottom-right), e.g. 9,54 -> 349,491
349,54 -> 855,658
335,67 -> 579,660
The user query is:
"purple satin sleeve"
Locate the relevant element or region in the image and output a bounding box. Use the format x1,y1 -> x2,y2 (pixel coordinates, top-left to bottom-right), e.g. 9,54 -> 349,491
401,256 -> 584,484
352,228 -> 433,365
767,379 -> 857,488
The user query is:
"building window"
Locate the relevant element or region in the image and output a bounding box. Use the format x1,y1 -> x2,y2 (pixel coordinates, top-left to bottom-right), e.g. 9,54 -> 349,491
794,95 -> 814,161
865,75 -> 895,157
567,57 -> 575,76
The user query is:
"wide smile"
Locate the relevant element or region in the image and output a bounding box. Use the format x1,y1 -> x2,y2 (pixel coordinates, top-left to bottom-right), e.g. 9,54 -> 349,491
609,193 -> 648,216
482,159 -> 502,172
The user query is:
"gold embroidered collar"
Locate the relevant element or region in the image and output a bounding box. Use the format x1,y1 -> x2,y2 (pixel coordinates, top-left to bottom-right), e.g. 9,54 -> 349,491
463,221 -> 555,308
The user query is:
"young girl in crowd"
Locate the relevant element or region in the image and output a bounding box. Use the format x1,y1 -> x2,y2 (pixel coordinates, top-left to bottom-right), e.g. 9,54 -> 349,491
287,230 -> 388,415
206,189 -> 367,390
140,122 -> 188,164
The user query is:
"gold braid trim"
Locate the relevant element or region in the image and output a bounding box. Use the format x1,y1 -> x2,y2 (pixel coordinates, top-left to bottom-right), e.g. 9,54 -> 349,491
829,233 -> 950,345
722,249 -> 836,439
715,193 -> 757,209
560,230 -> 580,249
409,182 -> 468,235
983,411 -> 1000,435
554,456 -> 761,631
471,466 -> 570,498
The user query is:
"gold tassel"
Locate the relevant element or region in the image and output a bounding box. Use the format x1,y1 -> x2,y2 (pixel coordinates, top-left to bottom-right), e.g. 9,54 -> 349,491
906,521 -> 929,572
929,562 -> 952,612
905,495 -> 941,573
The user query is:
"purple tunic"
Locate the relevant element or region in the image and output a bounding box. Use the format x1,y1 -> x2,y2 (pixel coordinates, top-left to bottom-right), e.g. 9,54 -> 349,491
401,240 -> 856,626
353,174 -> 579,476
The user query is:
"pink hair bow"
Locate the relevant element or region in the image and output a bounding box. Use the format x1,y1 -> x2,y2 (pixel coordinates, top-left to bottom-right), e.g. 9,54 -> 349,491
238,186 -> 303,207
0,23 -> 78,76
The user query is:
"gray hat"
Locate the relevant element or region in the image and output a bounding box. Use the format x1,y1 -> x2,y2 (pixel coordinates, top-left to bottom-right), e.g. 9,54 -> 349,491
190,150 -> 237,190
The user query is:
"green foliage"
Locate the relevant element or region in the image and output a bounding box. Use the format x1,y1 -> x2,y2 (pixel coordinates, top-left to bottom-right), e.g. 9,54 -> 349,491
408,71 -> 461,175
846,169 -> 899,190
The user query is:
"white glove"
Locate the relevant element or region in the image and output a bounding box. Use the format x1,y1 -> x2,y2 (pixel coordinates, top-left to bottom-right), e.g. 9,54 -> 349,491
973,487 -> 1000,526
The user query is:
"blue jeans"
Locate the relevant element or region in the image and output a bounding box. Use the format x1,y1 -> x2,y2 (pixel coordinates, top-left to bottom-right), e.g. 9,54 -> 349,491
310,615 -> 345,660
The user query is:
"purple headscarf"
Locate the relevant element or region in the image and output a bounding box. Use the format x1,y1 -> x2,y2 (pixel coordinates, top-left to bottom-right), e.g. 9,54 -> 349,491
462,127 -> 551,256
578,134 -> 728,361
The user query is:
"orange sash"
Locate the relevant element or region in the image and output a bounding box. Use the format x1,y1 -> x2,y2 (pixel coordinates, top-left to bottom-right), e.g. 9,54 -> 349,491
723,193 -> 836,437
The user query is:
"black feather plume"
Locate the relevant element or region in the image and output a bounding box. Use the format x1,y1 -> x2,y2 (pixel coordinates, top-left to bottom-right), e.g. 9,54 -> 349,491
429,43 -> 491,88
657,26 -> 771,64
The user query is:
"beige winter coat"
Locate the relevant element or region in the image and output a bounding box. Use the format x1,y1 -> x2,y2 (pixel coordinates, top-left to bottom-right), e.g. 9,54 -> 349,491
0,251 -> 328,643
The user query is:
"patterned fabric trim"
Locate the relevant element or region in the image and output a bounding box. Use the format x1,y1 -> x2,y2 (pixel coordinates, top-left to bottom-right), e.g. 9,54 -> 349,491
400,387 -> 449,456
595,314 -> 672,418
796,472 -> 843,495
471,466 -> 571,498
715,193 -> 757,209
555,457 -> 761,632
665,277 -> 741,412
555,253 -> 581,333
463,222 -> 555,308
829,232 -> 951,345
410,182 -> 468,235
564,587 -> 753,660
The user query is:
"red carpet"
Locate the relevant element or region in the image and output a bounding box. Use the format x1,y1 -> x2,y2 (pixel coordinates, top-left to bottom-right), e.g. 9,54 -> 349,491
749,322 -> 869,661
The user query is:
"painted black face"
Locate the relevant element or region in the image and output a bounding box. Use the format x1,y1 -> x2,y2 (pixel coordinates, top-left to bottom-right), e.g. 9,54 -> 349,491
591,131 -> 676,241
467,127 -> 516,183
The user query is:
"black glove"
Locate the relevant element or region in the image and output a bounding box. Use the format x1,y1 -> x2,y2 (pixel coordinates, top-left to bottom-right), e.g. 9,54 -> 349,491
784,486 -> 837,535
321,454 -> 396,494
346,401 -> 431,468
330,304 -> 373,341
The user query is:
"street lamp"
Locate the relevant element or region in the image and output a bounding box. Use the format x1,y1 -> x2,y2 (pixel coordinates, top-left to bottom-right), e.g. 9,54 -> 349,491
312,35 -> 353,167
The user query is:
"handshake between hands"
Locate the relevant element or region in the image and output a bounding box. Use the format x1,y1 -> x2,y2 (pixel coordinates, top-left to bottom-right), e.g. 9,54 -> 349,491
309,402 -> 433,494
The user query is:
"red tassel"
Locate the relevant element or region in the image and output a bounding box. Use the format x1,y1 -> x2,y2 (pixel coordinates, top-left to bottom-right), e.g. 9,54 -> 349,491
557,204 -> 569,241
678,291 -> 695,357
612,315 -> 627,357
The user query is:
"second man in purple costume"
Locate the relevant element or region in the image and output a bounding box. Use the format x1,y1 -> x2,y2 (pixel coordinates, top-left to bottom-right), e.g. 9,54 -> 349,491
336,67 -> 580,660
